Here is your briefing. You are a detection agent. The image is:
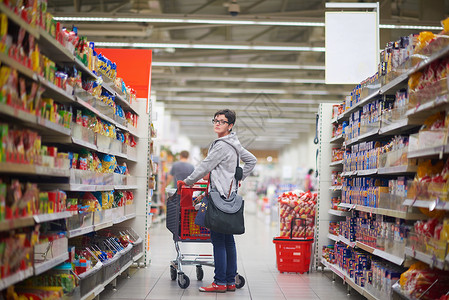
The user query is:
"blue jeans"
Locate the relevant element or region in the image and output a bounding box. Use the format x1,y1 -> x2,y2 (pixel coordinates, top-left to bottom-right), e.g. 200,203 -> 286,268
210,230 -> 237,286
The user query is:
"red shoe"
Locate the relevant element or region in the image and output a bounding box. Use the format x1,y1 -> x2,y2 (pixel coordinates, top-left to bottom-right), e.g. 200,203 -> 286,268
227,284 -> 236,291
199,283 -> 227,293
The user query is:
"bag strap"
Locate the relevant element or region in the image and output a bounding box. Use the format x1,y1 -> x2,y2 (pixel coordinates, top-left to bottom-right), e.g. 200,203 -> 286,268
209,140 -> 240,194
216,140 -> 240,169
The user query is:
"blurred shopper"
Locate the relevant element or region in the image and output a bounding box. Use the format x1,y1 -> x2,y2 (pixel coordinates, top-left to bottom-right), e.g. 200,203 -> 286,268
180,109 -> 257,293
166,150 -> 194,187
304,168 -> 314,191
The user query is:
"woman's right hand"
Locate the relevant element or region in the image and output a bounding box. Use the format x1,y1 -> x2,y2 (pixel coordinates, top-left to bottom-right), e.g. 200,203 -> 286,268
177,180 -> 186,190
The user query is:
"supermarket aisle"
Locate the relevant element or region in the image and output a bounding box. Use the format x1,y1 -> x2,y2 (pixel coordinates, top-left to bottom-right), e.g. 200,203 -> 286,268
101,213 -> 365,300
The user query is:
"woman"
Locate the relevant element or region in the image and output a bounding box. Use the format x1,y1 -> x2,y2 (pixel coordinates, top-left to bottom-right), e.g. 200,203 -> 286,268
304,168 -> 314,191
180,109 -> 256,293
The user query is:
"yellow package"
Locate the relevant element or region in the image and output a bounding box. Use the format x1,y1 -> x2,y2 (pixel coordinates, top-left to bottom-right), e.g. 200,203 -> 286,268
442,17 -> 449,33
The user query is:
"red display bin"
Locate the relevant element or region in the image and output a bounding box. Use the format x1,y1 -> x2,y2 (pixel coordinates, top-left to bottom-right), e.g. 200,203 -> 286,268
273,237 -> 313,274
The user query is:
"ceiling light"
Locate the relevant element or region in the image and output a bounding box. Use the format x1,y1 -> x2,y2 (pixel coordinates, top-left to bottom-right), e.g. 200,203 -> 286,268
53,16 -> 440,30
158,95 -> 329,104
151,61 -> 325,70
95,41 -> 325,52
156,87 -> 343,95
153,74 -> 325,84
379,24 -> 442,30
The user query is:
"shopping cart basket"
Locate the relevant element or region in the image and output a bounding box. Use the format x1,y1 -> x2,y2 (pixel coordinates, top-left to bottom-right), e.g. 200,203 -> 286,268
166,184 -> 245,289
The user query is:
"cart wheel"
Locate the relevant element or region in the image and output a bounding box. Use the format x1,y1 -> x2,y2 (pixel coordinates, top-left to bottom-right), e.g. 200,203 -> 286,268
235,274 -> 245,289
178,273 -> 190,289
170,265 -> 177,280
196,266 -> 204,281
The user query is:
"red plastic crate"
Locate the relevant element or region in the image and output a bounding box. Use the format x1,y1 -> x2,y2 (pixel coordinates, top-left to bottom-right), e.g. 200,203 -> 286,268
273,237 -> 313,273
180,207 -> 210,240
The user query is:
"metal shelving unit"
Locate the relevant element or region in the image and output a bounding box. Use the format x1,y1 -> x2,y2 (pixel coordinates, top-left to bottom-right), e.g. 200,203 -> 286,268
328,209 -> 351,217
319,40 -> 449,300
321,259 -> 379,300
404,247 -> 448,270
0,3 -> 151,295
34,252 -> 70,276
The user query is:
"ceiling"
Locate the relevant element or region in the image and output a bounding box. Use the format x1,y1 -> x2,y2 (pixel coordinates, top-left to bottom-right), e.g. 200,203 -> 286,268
48,0 -> 447,150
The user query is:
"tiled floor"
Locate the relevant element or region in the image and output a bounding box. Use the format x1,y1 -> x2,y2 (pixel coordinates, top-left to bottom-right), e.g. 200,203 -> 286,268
101,213 -> 365,299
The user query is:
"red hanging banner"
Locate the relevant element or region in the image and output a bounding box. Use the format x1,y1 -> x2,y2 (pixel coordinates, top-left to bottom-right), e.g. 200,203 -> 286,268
95,48 -> 152,104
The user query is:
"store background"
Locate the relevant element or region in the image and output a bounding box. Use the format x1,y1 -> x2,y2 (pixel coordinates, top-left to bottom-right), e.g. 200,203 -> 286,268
1,0 -> 448,299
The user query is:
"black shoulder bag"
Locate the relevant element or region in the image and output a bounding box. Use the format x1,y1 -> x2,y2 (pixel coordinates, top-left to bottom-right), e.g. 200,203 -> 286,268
204,144 -> 245,235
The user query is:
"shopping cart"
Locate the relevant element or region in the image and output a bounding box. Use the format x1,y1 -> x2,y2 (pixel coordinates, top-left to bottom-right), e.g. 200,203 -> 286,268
166,183 -> 245,289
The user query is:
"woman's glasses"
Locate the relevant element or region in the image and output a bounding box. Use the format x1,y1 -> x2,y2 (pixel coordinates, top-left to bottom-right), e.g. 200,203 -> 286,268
211,119 -> 229,125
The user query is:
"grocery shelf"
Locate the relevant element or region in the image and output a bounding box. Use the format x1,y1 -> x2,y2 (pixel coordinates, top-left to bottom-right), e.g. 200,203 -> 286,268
101,76 -> 139,116
327,233 -> 339,241
330,134 -> 344,144
113,213 -> 136,224
37,117 -> 72,136
392,282 -> 415,300
67,225 -> 95,238
127,126 -> 140,138
407,145 -> 449,159
0,52 -> 37,80
74,57 -> 97,79
321,259 -> 379,300
0,216 -> 35,232
357,169 -> 378,176
337,235 -> 356,248
341,171 -> 357,177
337,114 -> 347,121
76,97 -> 139,138
0,267 -> 34,291
0,103 -> 71,137
127,155 -> 138,162
413,44 -> 449,74
34,211 -> 74,223
403,199 -> 449,211
355,205 -> 424,220
379,72 -> 408,94
329,159 -> 343,166
38,76 -> 77,105
335,234 -> 404,266
0,102 -> 38,125
406,94 -> 449,119
0,162 -> 69,177
133,252 -> 144,262
379,118 -> 419,136
71,138 -> 98,152
331,117 -> 338,124
94,221 -> 114,232
34,252 -> 69,276
328,209 -> 350,217
404,247 -> 447,270
342,91 -> 380,119
0,3 -> 39,38
40,183 -> 114,192
338,203 -> 424,220
378,165 -> 417,175
338,203 -> 355,209
115,185 -> 139,190
355,242 -> 404,266
76,98 -> 118,127
329,185 -> 343,191
37,29 -> 74,63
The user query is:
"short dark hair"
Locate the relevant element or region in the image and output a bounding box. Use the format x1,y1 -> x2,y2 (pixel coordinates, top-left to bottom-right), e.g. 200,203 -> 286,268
214,109 -> 236,125
308,169 -> 314,175
180,150 -> 189,159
